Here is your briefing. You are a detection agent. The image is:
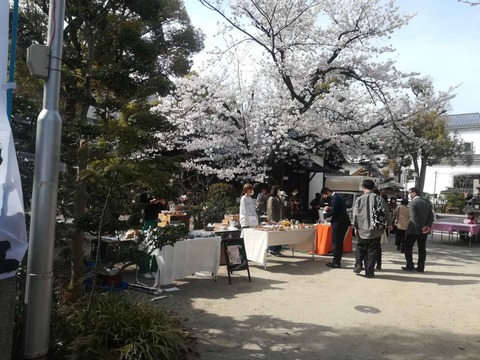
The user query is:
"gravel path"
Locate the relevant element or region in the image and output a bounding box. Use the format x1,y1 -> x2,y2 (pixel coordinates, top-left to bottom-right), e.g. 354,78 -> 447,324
134,233 -> 480,360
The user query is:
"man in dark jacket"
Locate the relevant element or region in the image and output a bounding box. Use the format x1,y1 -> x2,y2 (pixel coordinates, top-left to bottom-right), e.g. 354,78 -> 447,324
402,187 -> 434,273
321,187 -> 351,268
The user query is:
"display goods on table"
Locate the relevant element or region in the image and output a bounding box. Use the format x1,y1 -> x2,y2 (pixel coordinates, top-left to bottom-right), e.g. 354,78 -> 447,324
241,222 -> 316,267
255,220 -> 316,232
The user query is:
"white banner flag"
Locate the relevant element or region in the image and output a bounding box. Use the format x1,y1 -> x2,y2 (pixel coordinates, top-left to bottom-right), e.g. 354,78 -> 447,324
0,0 -> 28,280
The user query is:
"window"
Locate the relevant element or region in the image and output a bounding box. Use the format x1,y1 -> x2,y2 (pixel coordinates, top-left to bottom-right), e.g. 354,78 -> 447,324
463,142 -> 474,153
453,174 -> 480,190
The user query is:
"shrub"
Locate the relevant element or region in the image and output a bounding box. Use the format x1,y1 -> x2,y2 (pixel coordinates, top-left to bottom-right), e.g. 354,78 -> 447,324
200,183 -> 238,225
13,259 -> 191,360
442,192 -> 466,214
51,293 -> 188,360
50,293 -> 189,360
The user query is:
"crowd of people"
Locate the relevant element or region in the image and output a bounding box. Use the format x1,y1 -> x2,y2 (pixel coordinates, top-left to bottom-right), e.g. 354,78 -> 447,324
239,184 -> 317,256
238,181 -> 435,278
135,181 -> 436,278
252,186 -> 329,224
319,180 -> 434,278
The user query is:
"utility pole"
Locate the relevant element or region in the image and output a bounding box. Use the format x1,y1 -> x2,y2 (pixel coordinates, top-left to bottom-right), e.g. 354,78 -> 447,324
23,0 -> 65,358
401,169 -> 408,199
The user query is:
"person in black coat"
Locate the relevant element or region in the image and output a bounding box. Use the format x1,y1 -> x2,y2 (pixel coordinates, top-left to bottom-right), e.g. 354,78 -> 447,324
321,187 -> 351,268
309,192 -> 322,222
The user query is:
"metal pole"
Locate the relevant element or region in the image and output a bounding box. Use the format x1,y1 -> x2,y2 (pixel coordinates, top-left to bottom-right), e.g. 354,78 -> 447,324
23,0 -> 65,358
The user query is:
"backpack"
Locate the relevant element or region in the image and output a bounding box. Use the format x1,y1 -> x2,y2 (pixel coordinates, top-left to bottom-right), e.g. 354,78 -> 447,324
368,194 -> 387,230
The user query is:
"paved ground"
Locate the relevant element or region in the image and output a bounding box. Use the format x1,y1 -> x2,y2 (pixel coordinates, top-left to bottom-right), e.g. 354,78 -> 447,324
131,230 -> 480,360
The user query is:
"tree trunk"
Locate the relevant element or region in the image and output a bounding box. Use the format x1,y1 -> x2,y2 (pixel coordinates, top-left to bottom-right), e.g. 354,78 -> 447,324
69,29 -> 95,300
70,140 -> 88,298
418,158 -> 427,195
412,159 -> 420,191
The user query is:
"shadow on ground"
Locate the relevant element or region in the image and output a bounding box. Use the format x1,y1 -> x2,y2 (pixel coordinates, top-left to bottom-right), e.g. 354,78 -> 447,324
123,233 -> 480,360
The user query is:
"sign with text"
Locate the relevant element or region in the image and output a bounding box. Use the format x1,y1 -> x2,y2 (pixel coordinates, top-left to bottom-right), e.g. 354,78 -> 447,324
221,238 -> 251,285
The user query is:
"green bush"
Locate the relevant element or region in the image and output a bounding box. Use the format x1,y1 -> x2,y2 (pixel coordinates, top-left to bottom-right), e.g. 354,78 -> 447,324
200,183 -> 238,225
49,294 -> 189,360
442,192 -> 466,214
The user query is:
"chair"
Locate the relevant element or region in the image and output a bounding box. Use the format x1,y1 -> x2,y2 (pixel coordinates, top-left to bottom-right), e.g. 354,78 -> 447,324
221,238 -> 251,285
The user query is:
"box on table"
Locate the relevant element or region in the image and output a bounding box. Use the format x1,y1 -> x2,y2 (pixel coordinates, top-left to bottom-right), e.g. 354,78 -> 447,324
224,214 -> 239,221
223,214 -> 239,224
158,212 -> 189,228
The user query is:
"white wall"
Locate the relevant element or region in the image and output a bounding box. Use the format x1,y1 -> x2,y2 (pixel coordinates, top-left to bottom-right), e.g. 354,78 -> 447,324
308,155 -> 325,200
308,173 -> 324,200
451,129 -> 480,155
423,165 -> 480,196
421,126 -> 480,196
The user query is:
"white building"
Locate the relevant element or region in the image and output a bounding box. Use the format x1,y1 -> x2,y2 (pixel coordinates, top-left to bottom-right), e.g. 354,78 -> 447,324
424,113 -> 480,197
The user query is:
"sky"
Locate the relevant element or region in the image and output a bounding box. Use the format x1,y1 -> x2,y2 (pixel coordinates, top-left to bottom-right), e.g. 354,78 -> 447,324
184,0 -> 480,115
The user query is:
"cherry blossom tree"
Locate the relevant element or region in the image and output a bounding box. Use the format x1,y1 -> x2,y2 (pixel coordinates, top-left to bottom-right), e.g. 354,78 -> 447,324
378,77 -> 469,193
154,0 -> 454,182
458,0 -> 480,6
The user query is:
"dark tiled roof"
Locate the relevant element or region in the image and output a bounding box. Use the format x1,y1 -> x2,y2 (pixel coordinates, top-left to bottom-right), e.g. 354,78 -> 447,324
444,113 -> 480,128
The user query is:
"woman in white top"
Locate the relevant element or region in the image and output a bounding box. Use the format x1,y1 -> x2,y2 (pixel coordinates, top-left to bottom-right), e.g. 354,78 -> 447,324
239,183 -> 258,228
392,198 -> 410,251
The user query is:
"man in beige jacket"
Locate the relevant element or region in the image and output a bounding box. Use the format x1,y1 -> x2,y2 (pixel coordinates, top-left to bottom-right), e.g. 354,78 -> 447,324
392,198 -> 410,251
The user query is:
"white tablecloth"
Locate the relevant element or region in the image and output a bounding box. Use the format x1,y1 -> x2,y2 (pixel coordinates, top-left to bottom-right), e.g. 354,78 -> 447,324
153,236 -> 222,287
241,228 -> 316,265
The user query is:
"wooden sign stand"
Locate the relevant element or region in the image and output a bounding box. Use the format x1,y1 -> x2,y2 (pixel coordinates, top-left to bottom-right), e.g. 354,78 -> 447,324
221,238 -> 251,285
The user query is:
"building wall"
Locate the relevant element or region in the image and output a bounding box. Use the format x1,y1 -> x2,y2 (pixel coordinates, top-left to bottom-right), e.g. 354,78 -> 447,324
452,129 -> 480,155
424,124 -> 480,196
308,172 -> 324,201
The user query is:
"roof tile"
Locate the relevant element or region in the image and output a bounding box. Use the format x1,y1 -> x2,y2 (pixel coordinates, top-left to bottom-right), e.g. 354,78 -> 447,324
444,113 -> 480,128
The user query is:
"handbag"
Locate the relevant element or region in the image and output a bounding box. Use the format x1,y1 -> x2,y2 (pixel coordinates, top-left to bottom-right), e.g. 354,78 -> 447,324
380,232 -> 388,244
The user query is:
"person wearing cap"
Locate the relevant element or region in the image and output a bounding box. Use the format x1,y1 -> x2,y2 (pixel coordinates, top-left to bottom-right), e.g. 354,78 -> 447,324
321,187 -> 351,268
266,186 -> 285,256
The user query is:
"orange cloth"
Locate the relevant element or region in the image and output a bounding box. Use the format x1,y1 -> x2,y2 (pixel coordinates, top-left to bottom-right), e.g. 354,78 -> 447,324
315,224 -> 352,255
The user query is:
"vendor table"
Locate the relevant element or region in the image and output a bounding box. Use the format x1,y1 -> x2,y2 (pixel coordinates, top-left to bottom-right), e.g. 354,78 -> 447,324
430,221 -> 480,246
241,228 -> 316,267
153,236 -> 222,287
315,224 -> 353,255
